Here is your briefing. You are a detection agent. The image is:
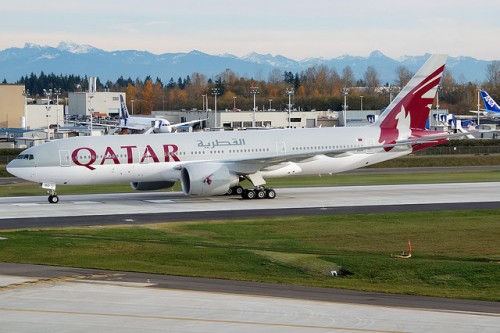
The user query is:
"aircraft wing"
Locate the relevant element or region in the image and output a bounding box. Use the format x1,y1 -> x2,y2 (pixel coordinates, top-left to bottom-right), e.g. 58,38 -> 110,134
181,131 -> 469,177
469,110 -> 500,118
170,118 -> 208,129
118,124 -> 146,131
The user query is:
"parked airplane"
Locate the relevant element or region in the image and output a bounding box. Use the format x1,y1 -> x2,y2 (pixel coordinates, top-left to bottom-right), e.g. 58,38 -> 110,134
8,54 -> 456,203
470,90 -> 500,118
117,95 -> 206,134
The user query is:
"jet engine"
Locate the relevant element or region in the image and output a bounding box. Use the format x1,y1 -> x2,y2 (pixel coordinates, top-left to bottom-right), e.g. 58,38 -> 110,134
130,181 -> 176,191
180,163 -> 239,196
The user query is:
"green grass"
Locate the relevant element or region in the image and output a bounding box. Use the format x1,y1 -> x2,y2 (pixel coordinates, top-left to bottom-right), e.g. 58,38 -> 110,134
0,211 -> 498,301
369,154 -> 500,168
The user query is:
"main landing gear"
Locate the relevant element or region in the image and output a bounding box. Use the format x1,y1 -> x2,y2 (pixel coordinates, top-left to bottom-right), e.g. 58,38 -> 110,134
242,187 -> 276,199
227,186 -> 276,199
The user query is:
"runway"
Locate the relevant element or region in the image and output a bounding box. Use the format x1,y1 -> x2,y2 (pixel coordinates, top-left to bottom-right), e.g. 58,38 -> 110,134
1,182 -> 500,229
1,182 -> 499,332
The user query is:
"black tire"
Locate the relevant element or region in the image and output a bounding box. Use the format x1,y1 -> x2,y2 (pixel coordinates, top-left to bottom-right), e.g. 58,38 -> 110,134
246,189 -> 256,199
256,189 -> 266,199
234,186 -> 244,195
48,195 -> 59,204
266,189 -> 276,199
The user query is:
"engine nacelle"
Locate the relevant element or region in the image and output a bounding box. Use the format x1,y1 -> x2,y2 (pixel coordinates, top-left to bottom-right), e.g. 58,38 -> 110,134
130,181 -> 176,191
180,163 -> 239,196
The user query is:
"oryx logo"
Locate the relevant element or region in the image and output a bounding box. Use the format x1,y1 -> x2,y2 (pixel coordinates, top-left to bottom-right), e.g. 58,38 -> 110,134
378,106 -> 412,152
203,176 -> 213,185
377,63 -> 444,151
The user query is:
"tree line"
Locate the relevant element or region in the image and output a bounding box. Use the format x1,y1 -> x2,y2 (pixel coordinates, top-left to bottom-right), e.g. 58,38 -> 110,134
13,60 -> 500,115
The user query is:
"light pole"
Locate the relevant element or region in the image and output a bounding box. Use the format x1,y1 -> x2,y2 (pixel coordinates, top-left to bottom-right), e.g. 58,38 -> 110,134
286,88 -> 294,128
212,87 -> 220,128
269,99 -> 272,111
233,96 -> 237,110
435,85 -> 441,127
342,87 -> 349,127
477,87 -> 481,125
22,89 -> 29,130
202,94 -> 206,111
360,95 -> 363,111
250,85 -> 259,127
89,93 -> 94,135
53,88 -> 61,132
43,89 -> 52,140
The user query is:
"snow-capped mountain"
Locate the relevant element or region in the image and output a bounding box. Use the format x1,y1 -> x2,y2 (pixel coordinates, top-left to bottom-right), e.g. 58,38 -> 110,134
0,42 -> 493,84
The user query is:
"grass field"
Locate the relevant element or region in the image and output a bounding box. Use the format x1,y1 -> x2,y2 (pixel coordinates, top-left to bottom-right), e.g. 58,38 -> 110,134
0,211 -> 498,301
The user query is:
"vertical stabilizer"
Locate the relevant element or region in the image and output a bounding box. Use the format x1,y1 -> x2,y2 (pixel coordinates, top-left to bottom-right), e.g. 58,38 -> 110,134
480,90 -> 500,112
119,95 -> 129,126
373,54 -> 446,147
374,54 -> 447,132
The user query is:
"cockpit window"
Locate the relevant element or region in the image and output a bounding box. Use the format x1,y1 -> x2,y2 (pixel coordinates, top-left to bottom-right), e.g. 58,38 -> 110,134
16,154 -> 34,160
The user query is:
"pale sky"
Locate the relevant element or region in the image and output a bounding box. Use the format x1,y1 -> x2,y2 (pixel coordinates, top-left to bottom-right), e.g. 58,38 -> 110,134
1,0 -> 499,60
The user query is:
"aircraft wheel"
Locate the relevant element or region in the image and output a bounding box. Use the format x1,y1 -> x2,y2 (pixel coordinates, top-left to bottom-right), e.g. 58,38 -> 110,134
48,195 -> 59,204
242,189 -> 256,199
234,186 -> 244,195
266,189 -> 276,199
256,189 -> 266,199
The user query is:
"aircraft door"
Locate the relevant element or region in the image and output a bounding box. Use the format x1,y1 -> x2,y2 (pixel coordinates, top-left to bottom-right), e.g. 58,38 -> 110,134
59,150 -> 71,166
276,141 -> 286,155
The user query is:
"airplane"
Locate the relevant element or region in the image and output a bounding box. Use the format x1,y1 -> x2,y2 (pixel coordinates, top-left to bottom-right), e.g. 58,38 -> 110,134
470,90 -> 500,118
8,54 -> 458,203
117,95 -> 206,134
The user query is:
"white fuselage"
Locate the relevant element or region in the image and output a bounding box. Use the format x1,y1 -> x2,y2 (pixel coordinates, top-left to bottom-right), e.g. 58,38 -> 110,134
7,126 -> 410,186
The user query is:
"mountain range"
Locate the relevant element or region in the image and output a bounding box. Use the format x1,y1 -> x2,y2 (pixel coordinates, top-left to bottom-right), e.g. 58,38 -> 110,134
0,41 -> 493,85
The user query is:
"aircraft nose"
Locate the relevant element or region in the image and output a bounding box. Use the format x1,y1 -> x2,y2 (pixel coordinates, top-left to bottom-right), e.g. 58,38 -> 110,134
6,159 -> 20,177
5,160 -> 16,176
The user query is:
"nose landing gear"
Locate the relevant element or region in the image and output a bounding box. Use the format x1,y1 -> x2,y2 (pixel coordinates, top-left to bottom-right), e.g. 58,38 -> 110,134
42,183 -> 59,204
48,194 -> 59,204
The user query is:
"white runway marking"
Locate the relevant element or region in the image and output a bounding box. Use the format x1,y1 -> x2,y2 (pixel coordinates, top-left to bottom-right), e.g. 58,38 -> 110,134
11,203 -> 40,207
71,201 -> 101,205
143,199 -> 175,203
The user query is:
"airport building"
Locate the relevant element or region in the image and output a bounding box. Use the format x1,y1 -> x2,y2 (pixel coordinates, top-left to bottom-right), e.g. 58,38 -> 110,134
67,91 -> 124,119
337,110 -> 382,127
0,85 -> 24,128
152,109 -> 339,130
0,84 -> 64,131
